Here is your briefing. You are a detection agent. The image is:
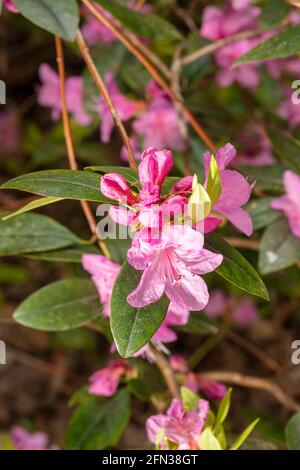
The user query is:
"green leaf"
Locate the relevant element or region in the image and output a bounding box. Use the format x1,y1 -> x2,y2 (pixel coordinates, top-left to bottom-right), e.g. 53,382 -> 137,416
1,196 -> 63,221
13,278 -> 100,331
260,0 -> 289,28
1,170 -> 111,203
259,218 -> 300,274
206,154 -> 222,207
216,388 -> 232,426
181,387 -> 199,411
236,24 -> 300,65
245,197 -> 280,231
175,311 -> 218,335
0,213 -> 81,256
25,246 -> 101,263
95,0 -> 182,43
268,128 -> 300,174
239,165 -> 284,193
65,388 -> 131,450
199,428 -> 222,450
110,261 -> 169,357
205,234 -> 269,300
14,0 -> 79,42
230,418 -> 260,450
285,412 -> 300,450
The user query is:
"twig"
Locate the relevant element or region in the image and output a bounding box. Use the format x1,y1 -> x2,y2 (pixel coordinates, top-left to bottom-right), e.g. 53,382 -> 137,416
55,36 -> 111,259
224,237 -> 260,251
81,0 -> 217,153
181,29 -> 262,66
151,346 -> 180,399
202,370 -> 300,412
227,331 -> 283,374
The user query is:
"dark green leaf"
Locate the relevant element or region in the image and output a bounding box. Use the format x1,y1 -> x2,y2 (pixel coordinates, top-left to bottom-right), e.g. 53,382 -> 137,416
205,233 -> 269,300
25,246 -> 101,263
110,261 -> 169,357
95,0 -> 182,43
176,311 -> 218,335
238,165 -> 284,193
1,196 -> 63,221
65,388 -> 131,450
259,218 -> 300,274
1,170 -> 111,203
245,197 -> 280,231
0,213 -> 80,256
260,0 -> 289,28
268,128 -> 300,174
14,0 -> 79,41
285,412 -> 300,450
13,278 -> 100,331
236,24 -> 300,65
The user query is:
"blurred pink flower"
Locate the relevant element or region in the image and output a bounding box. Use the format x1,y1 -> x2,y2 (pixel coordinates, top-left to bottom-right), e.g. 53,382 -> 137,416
10,426 -> 57,450
153,303 -> 190,344
271,170 -> 300,238
82,254 -> 120,317
133,82 -> 185,151
82,6 -> 115,46
185,373 -> 227,401
205,289 -> 258,327
89,359 -> 128,397
146,398 -> 209,450
3,0 -> 19,13
237,124 -> 275,167
127,224 -> 223,311
278,87 -> 300,129
98,72 -> 145,143
170,354 -> 189,373
0,110 -> 18,152
37,64 -> 91,125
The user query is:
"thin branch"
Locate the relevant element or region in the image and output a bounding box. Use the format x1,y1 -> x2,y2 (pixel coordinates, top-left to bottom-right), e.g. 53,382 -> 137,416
224,237 -> 260,251
55,36 -> 111,259
202,370 -> 300,412
151,346 -> 180,399
81,0 -> 217,153
181,29 -> 262,66
76,30 -> 137,170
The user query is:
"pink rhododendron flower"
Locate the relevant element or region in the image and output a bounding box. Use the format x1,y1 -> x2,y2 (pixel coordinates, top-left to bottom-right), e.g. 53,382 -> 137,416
0,110 -> 18,152
37,64 -> 91,125
271,170 -> 300,238
153,302 -> 190,344
89,359 -> 128,397
98,72 -> 145,143
204,144 -> 253,236
185,373 -> 227,401
10,426 -> 57,450
3,0 -> 19,13
205,289 -> 258,327
146,398 -> 209,450
278,87 -> 300,129
82,254 -> 120,317
127,224 -> 223,311
132,82 -> 185,151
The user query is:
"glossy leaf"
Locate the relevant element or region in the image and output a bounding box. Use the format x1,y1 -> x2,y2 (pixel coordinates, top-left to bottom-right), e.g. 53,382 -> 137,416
1,196 -> 63,221
259,218 -> 300,274
13,278 -> 100,331
0,213 -> 81,256
236,24 -> 300,65
245,197 -> 280,231
1,170 -> 111,203
65,388 -> 131,450
205,234 -> 269,300
110,262 -> 169,357
14,0 -> 79,41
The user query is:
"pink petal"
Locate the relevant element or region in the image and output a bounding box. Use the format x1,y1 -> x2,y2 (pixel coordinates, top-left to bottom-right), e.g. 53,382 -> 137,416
127,260 -> 166,308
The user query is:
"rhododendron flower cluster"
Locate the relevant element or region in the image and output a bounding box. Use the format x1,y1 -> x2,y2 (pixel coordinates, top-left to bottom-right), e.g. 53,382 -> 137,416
271,170 -> 300,238
146,396 -> 209,450
205,289 -> 258,327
